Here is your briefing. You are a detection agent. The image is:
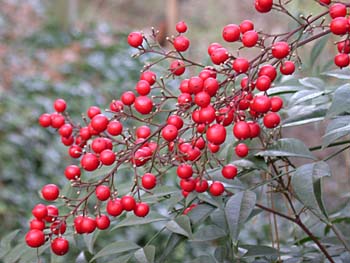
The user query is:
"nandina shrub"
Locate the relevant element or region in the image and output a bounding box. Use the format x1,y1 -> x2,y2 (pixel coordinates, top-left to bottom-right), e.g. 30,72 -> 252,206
3,1 -> 350,262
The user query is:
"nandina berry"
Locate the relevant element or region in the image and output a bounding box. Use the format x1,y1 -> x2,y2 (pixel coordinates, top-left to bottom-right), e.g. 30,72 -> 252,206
337,40 -> 350,54
50,220 -> 67,235
121,91 -> 136,105
209,181 -> 225,196
30,219 -> 45,231
96,214 -> 110,230
178,93 -> 192,105
106,199 -> 124,216
176,21 -> 187,33
140,71 -> 156,85
330,17 -> 349,35
188,76 -> 204,94
177,164 -> 193,179
207,42 -> 222,56
319,0 -> 331,5
121,195 -> 136,211
170,60 -> 186,76
222,164 -> 238,179
58,123 -> 73,138
141,173 -> 157,189
210,47 -> 229,64
64,165 -> 80,180
208,142 -> 220,153
203,77 -> 219,96
195,179 -> 208,193
233,58 -> 250,74
248,121 -> 261,138
51,113 -> 65,129
162,124 -> 178,142
95,185 -> 111,201
135,80 -> 151,95
91,114 -> 109,133
180,178 -> 196,192
242,30 -> 258,47
99,149 -> 116,165
263,112 -> 281,128
45,205 -> 59,223
255,0 -> 273,13
32,204 -> 48,220
329,3 -> 347,19
107,120 -> 123,136
61,136 -> 74,146
334,53 -> 350,68
134,96 -> 153,114
280,61 -> 295,75
250,95 -> 271,113
127,31 -> 143,47
134,202 -> 150,217
25,229 -> 45,248
167,115 -> 184,129
39,113 -> 51,127
256,75 -> 271,91
79,127 -> 91,141
222,24 -> 240,42
51,237 -> 69,256
216,107 -> 234,126
233,121 -> 251,140
91,138 -> 107,153
81,153 -> 100,171
258,64 -> 277,81
110,100 -> 124,112
270,96 -> 284,112
199,105 -> 216,124
80,217 -> 96,233
240,20 -> 254,33
272,42 -> 290,59
194,91 -> 211,107
235,143 -> 249,158
192,137 -> 206,149
68,145 -> 82,158
41,184 -> 60,201
173,36 -> 190,52
136,125 -> 151,139
54,99 -> 67,112
206,124 -> 226,145
87,106 -> 101,119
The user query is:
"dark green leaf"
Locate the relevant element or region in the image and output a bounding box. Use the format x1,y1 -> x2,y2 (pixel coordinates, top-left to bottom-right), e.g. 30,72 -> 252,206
187,204 -> 215,226
241,244 -> 279,257
256,138 -> 316,160
156,234 -> 184,263
89,241 -> 140,262
189,255 -> 216,263
191,225 -> 226,242
266,85 -> 304,96
0,229 -> 20,258
225,191 -> 256,241
323,116 -> 350,148
327,84 -> 350,117
134,245 -> 156,263
83,230 -> 100,254
141,186 -> 179,202
111,212 -> 168,230
165,215 -> 192,238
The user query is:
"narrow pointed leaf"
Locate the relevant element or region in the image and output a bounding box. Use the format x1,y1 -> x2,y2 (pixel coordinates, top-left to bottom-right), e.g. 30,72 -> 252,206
89,241 -> 140,262
134,245 -> 156,263
165,215 -> 192,238
191,225 -> 226,242
327,84 -> 350,117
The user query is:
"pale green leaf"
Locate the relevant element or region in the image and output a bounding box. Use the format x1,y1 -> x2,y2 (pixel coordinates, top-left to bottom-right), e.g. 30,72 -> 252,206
327,84 -> 350,117
90,241 -> 140,262
191,225 -> 226,242
111,212 -> 168,231
165,215 -> 192,238
134,245 -> 155,263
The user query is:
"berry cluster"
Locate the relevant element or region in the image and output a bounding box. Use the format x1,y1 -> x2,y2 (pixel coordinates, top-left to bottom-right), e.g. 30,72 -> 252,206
26,0 -> 346,256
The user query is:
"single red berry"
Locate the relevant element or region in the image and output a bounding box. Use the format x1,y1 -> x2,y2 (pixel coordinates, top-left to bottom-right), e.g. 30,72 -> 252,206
135,80 -> 151,96
209,181 -> 225,196
51,237 -> 69,256
240,20 -> 254,33
50,220 -> 67,235
280,61 -> 295,75
222,164 -> 238,179
96,214 -> 110,230
91,114 -> 109,133
334,53 -> 350,68
242,30 -> 259,47
51,113 -> 65,129
233,121 -> 251,140
208,142 -> 220,153
255,0 -> 273,13
107,120 -> 123,136
110,100 -> 124,112
176,21 -> 187,33
30,219 -> 45,231
134,96 -> 153,114
178,93 -> 192,105
87,106 -> 101,119
319,0 -> 331,4
270,96 -> 284,112
81,153 -> 100,171
54,99 -> 67,112
222,24 -> 240,42
235,143 -> 249,158
91,138 -> 107,153
207,42 -> 222,56
263,112 -> 281,128
58,123 -> 73,138
64,165 -> 81,180
258,64 -> 277,81
216,107 -> 234,126
330,17 -> 349,35
121,91 -> 136,105
61,136 -> 74,146
134,202 -> 150,217
195,179 -> 208,193
45,205 -> 59,223
106,199 -> 124,216
127,31 -> 143,47
232,58 -> 250,74
39,113 -> 51,127
100,149 -> 116,165
25,229 -> 45,248
136,125 -> 151,139
142,173 -> 157,189
329,3 -> 347,18
177,164 -> 193,179
173,36 -> 190,52
80,217 -> 97,233
250,95 -> 271,113
210,47 -> 229,65
32,204 -> 48,220
194,91 -> 211,107
199,68 -> 217,80
188,76 -> 204,94
95,185 -> 111,201
337,40 -> 350,53
180,178 -> 196,192
41,184 -> 60,201
167,115 -> 184,129
199,105 -> 216,124
140,71 -> 156,85
121,195 -> 136,211
256,75 -> 272,91
206,124 -> 226,145
272,42 -> 290,59
162,124 -> 178,142
170,60 -> 186,76
248,122 -> 261,138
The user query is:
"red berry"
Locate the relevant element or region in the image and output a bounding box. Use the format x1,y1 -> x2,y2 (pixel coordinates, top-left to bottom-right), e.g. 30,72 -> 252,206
280,61 -> 295,75
134,96 -> 153,114
39,113 -> 51,127
319,0 -> 331,5
121,195 -> 136,211
91,114 -> 109,133
68,145 -> 82,158
80,217 -> 96,233
64,165 -> 81,180
87,106 -> 101,119
127,32 -> 143,48
203,77 -> 219,96
337,40 -> 350,54
233,58 -> 250,74
210,47 -> 229,65
96,214 -> 110,230
250,95 -> 271,113
209,181 -> 225,196
330,17 -> 349,35
51,237 -> 69,256
199,105 -> 216,124
206,124 -> 226,145
177,164 -> 193,179
176,21 -> 187,33
270,96 -> 284,112
222,24 -> 240,42
58,123 -> 73,138
255,0 -> 273,13
233,121 -> 251,140
178,93 -> 192,105
329,3 -> 347,18
242,30 -> 258,47
51,113 -> 65,129
25,229 -> 45,248
263,112 -> 281,128
195,179 -> 208,193
173,36 -> 190,52
106,199 -> 124,216
142,173 -> 157,189
100,149 -> 116,165
110,100 -> 124,112
107,120 -> 123,136
81,153 -> 100,171
216,107 -> 234,126
208,142 -> 220,153
162,124 -> 178,142
136,125 -> 151,139
41,184 -> 60,201
50,220 -> 67,235
180,178 -> 196,192
222,164 -> 238,179
121,91 -> 136,105
134,202 -> 150,217
45,205 -> 59,223
189,76 -> 204,94
170,60 -> 186,76
334,53 -> 350,68
240,20 -> 254,33
258,64 -> 277,81
235,143 -> 249,158
30,219 -> 45,231
194,91 -> 211,107
135,80 -> 151,96
32,204 -> 48,220
256,75 -> 271,91
167,115 -> 184,129
95,185 -> 111,201
140,71 -> 156,85
272,42 -> 290,59
207,42 -> 222,56
54,99 -> 67,112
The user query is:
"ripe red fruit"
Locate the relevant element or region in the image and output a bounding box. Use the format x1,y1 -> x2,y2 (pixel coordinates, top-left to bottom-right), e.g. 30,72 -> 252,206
127,32 -> 143,47
30,219 -> 45,231
135,80 -> 151,96
177,164 -> 193,179
167,115 -> 184,129
334,53 -> 350,68
194,91 -> 211,107
180,178 -> 196,192
210,47 -> 229,64
222,164 -> 238,179
136,125 -> 151,139
195,179 -> 208,193
178,93 -> 192,105
25,229 -> 45,248
329,3 -> 347,18
91,138 -> 107,153
32,204 -> 48,220
209,181 -> 225,196
188,76 -> 204,94
110,100 -> 124,112
170,60 -> 186,76
270,96 -> 284,112
173,36 -> 190,52
106,199 -> 124,216
176,21 -> 187,33
96,214 -> 110,230
134,96 -> 153,114
80,217 -> 96,233
330,17 -> 349,35
199,105 -> 216,124
206,124 -> 226,145
235,143 -> 249,158
240,20 -> 254,33
58,123 -> 73,138
216,107 -> 234,126
140,71 -> 156,85
41,184 -> 60,201
337,40 -> 350,54
50,220 -> 67,235
207,42 -> 222,56
107,120 -> 123,136
242,30 -> 259,47
45,205 -> 59,223
162,124 -> 178,142
142,173 -> 157,189
64,165 -> 81,180
319,0 -> 331,5
208,142 -> 220,153
203,77 -> 219,96
100,149 -> 116,165
39,113 -> 51,127
233,121 -> 251,140
91,114 -> 109,133
250,95 -> 271,113
259,64 -> 277,81
51,237 -> 69,256
95,185 -> 111,201
54,99 -> 67,112
263,112 -> 281,128
61,136 -> 74,146
87,106 -> 101,119
68,145 -> 82,158
134,202 -> 150,217
222,24 -> 240,42
280,61 -> 295,75
81,153 -> 100,171
248,121 -> 261,138
121,91 -> 136,105
233,58 -> 250,74
121,195 -> 136,211
51,113 -> 65,128
272,42 -> 290,59
256,75 -> 271,91
255,0 -> 273,13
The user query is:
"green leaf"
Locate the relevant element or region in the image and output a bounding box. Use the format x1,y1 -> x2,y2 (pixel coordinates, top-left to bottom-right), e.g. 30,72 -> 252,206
165,215 -> 192,238
233,156 -> 268,171
291,161 -> 331,222
322,116 -> 350,148
256,138 -> 316,160
142,186 -> 179,202
225,190 -> 256,241
266,85 -> 304,96
327,84 -> 350,117
299,77 -> 325,90
83,230 -> 100,254
211,208 -> 228,231
0,229 -> 20,258
156,234 -> 184,263
282,117 -> 325,128
111,212 -> 168,230
241,245 -> 279,258
289,90 -> 325,106
187,204 -> 215,226
283,105 -> 328,127
189,255 -> 216,263
89,241 -> 140,262
322,68 -> 350,79
134,245 -> 156,263
191,225 -> 226,242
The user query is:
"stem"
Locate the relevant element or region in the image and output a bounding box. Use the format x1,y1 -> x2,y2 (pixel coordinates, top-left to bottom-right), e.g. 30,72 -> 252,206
310,139 -> 350,151
329,223 -> 350,252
